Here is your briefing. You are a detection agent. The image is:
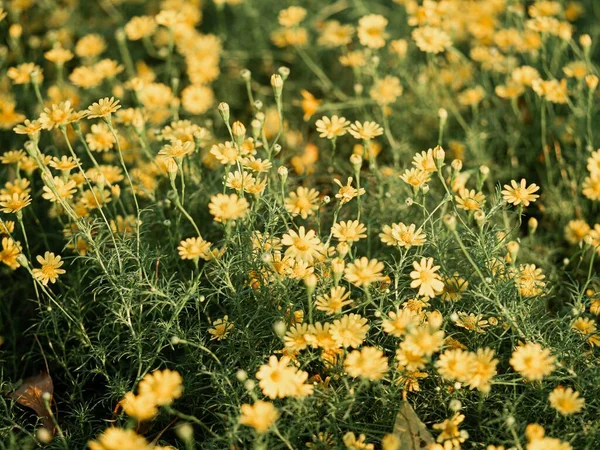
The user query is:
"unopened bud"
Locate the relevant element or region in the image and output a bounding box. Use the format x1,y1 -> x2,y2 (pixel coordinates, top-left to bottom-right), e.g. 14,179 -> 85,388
240,69 -> 251,81
271,74 -> 284,97
304,274 -> 317,294
438,108 -> 448,121
350,153 -> 362,169
273,320 -> 286,337
9,24 -> 22,39
507,241 -> 520,262
580,34 -> 592,48
36,428 -> 53,444
451,159 -> 463,172
528,217 -> 538,235
232,121 -> 246,145
443,214 -> 457,231
176,423 -> 194,442
218,102 -> 230,123
474,210 -> 486,228
586,74 -> 599,91
278,66 -> 290,80
433,145 -> 445,166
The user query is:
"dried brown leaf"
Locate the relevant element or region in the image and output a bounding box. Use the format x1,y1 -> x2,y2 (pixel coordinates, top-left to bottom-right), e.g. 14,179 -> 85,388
10,372 -> 55,434
393,401 -> 434,450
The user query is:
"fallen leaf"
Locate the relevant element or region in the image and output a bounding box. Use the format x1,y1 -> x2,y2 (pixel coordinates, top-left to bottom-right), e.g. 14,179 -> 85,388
10,372 -> 55,434
393,401 -> 434,450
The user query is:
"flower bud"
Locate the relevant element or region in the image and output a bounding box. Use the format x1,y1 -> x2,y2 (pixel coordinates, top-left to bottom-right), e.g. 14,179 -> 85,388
232,121 -> 246,145
438,108 -> 448,122
528,217 -> 538,235
176,423 -> 194,442
36,428 -> 53,444
443,214 -> 457,231
273,320 -> 286,337
304,274 -> 317,294
240,69 -> 251,81
433,145 -> 445,167
9,24 -> 22,39
580,34 -> 592,48
451,159 -> 463,172
271,74 -> 284,98
278,66 -> 290,80
507,241 -> 520,262
474,210 -> 486,228
350,153 -> 362,170
218,102 -> 230,123
273,143 -> 282,156
586,74 -> 599,91
251,119 -> 262,138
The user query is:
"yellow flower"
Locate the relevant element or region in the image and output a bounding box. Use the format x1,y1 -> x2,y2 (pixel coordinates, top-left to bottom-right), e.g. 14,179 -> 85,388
178,237 -> 212,261
0,237 -> 22,270
284,323 -> 312,352
400,168 -> 431,189
455,189 -> 485,211
120,392 -> 158,422
410,257 -> 444,298
532,78 -> 569,104
330,313 -> 369,348
44,46 -> 74,64
239,400 -> 279,433
255,355 -> 297,399
412,26 -> 452,54
502,179 -> 540,207
39,101 -> 81,130
86,97 -> 121,119
396,342 -> 428,371
441,273 -> 468,301
315,286 -> 353,315
334,177 -> 365,204
379,223 -> 426,248
403,325 -> 445,356
208,315 -> 234,340
564,219 -> 590,245
315,115 -> 350,139
208,193 -> 249,223
7,62 -> 43,85
381,307 -> 418,337
357,14 -> 388,49
125,16 -> 157,40
41,177 -> 77,203
281,226 -> 322,263
300,90 -> 321,121
344,346 -> 389,381
332,220 -> 367,243
75,34 -> 107,58
348,120 -> 384,140
344,257 -> 385,287
88,428 -> 150,450
509,342 -> 555,381
181,84 -> 214,115
0,192 -> 31,213
369,76 -> 403,105
285,186 -> 320,219
433,413 -> 465,446
548,386 -> 585,415
278,6 -> 306,27
343,431 -> 374,450
436,348 -> 477,383
467,348 -> 498,393
138,369 -> 183,406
